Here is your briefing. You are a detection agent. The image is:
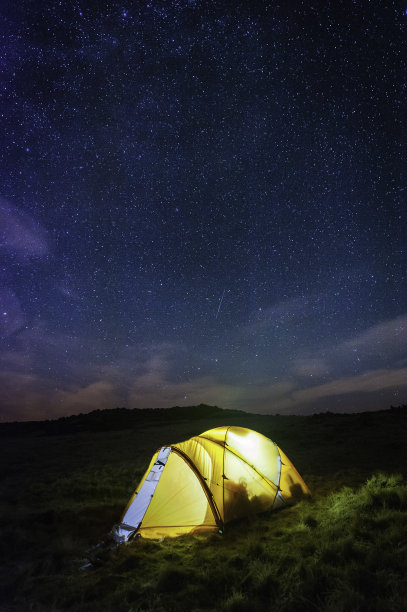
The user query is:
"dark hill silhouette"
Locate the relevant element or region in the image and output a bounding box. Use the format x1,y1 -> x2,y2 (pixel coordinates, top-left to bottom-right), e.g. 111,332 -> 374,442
0,403 -> 245,435
0,403 -> 406,438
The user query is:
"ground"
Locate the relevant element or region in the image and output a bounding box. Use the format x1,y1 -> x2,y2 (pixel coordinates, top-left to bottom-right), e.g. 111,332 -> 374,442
1,405 -> 406,611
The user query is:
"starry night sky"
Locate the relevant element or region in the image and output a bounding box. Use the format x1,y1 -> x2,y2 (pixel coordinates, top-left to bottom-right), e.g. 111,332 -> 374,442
1,1 -> 406,421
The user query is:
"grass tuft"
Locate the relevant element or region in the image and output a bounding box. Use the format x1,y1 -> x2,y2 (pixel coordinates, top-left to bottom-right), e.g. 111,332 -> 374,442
222,590 -> 251,612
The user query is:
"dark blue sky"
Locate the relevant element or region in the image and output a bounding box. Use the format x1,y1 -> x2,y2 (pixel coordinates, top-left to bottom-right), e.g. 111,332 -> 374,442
1,1 -> 406,420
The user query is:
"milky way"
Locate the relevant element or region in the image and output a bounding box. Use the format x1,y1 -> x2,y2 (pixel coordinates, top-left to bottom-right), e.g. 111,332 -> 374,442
1,1 -> 406,420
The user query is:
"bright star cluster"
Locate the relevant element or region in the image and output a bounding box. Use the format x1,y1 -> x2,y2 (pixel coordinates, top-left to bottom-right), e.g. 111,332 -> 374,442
0,1 -> 406,420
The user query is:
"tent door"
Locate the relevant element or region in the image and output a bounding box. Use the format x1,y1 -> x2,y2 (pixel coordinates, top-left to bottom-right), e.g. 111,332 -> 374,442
115,446 -> 171,542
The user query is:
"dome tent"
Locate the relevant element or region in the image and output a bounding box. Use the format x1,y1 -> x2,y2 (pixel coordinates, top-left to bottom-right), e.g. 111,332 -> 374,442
114,426 -> 310,541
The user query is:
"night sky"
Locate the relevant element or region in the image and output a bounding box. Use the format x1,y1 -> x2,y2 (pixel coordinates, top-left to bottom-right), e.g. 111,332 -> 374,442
1,1 -> 406,421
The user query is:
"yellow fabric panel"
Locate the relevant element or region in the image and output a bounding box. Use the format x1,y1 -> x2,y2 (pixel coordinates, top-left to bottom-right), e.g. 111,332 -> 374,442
139,523 -> 218,539
196,436 -> 224,519
223,448 -> 277,523
140,452 -> 217,532
226,427 -> 281,485
198,426 -> 228,445
278,447 -> 311,503
175,437 -> 224,520
174,438 -> 213,481
120,450 -> 159,521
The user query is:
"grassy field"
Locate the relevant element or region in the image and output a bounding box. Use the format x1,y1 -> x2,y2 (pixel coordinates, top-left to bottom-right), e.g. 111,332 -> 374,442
1,405 -> 406,611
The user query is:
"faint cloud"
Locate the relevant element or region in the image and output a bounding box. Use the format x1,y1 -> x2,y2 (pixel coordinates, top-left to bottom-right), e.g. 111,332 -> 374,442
282,367 -> 407,411
0,198 -> 48,259
0,370 -> 44,421
245,295 -> 311,333
55,381 -> 117,413
292,357 -> 330,378
242,293 -> 325,337
94,342 -> 185,385
0,289 -> 26,338
0,341 -> 191,420
0,370 -> 118,421
127,356 -> 295,412
288,314 -> 407,381
2,318 -> 406,421
13,321 -> 79,355
339,314 -> 407,360
58,283 -> 81,301
0,320 -> 83,382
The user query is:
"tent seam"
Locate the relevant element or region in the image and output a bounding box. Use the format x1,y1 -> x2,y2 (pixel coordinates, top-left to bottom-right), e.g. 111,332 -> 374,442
199,433 -> 279,495
171,446 -> 223,530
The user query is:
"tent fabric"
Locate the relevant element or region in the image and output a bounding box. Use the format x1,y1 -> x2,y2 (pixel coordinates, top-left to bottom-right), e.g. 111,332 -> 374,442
114,426 -> 310,541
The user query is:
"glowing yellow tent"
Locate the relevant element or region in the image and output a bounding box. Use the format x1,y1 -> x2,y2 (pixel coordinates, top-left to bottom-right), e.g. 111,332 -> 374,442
114,426 -> 310,541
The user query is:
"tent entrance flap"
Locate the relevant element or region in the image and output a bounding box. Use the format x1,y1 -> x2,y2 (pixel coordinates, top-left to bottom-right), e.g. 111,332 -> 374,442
116,446 -> 171,541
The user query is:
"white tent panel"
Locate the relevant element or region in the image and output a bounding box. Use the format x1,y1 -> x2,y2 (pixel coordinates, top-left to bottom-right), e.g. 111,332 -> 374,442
116,446 -> 171,541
